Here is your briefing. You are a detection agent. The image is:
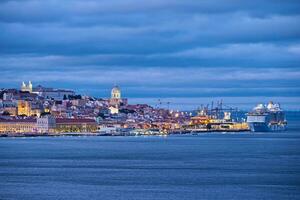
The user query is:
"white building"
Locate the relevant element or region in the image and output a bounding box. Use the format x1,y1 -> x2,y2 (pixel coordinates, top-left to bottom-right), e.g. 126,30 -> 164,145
21,81 -> 33,93
37,115 -> 56,133
33,85 -> 75,100
109,106 -> 119,114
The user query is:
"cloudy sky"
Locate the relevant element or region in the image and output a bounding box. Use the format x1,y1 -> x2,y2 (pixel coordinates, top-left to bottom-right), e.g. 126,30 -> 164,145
0,0 -> 300,110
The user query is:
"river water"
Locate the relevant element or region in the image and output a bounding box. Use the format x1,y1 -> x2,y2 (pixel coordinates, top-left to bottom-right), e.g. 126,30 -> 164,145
0,113 -> 300,200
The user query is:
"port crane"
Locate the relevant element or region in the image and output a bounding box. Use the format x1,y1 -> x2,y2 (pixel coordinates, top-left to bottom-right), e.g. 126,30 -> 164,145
197,100 -> 239,120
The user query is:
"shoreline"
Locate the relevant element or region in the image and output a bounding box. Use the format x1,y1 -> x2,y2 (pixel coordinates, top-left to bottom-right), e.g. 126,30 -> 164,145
0,129 -> 251,137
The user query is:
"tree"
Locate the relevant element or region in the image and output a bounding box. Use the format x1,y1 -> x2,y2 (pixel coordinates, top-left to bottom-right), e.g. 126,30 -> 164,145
119,109 -> 135,114
68,95 -> 82,100
40,112 -> 51,116
97,113 -> 106,119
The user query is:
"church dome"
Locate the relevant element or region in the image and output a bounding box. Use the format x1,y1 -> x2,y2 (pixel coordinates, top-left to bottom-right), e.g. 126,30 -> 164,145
112,86 -> 120,93
111,85 -> 121,99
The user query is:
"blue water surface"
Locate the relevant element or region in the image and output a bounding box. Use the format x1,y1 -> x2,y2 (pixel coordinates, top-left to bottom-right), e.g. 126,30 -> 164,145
0,112 -> 300,200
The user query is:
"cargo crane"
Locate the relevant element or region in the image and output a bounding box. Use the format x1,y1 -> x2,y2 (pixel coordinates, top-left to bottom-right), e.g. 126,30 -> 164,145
188,100 -> 249,132
197,100 -> 238,120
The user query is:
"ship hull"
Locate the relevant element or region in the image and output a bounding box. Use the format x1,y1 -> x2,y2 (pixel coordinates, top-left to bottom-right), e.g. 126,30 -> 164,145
248,122 -> 286,132
249,122 -> 270,132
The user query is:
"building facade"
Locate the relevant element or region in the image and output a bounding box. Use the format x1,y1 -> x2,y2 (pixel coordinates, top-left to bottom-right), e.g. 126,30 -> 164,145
55,118 -> 97,133
0,116 -> 97,134
0,119 -> 36,134
33,85 -> 75,100
37,115 -> 56,133
17,100 -> 31,116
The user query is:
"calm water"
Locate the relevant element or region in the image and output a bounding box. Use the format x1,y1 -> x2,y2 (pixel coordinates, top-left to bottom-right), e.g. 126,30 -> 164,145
0,113 -> 300,200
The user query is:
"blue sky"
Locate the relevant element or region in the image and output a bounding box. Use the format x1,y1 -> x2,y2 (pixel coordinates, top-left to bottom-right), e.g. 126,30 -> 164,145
0,0 -> 300,110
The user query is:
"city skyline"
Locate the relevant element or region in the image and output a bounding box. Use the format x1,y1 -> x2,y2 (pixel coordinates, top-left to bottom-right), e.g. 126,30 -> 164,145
1,0 -> 300,110
2,81 -> 300,111
1,2 -> 299,199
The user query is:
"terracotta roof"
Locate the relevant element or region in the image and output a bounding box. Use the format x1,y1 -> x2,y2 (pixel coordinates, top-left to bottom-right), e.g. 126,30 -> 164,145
56,118 -> 96,124
0,119 -> 36,123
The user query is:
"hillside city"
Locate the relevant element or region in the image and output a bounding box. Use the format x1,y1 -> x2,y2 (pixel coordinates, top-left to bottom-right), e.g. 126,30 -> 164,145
1,81 -> 201,136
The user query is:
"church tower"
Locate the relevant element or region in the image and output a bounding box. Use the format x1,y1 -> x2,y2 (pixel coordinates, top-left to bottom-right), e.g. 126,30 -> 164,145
28,81 -> 33,92
21,81 -> 33,93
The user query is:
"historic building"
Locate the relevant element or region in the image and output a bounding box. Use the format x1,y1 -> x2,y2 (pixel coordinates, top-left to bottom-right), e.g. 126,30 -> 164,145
111,85 -> 121,99
0,114 -> 98,134
55,118 -> 97,133
16,100 -> 43,117
109,85 -> 128,107
0,119 -> 37,134
37,115 -> 56,133
17,100 -> 31,116
32,85 -> 75,100
21,81 -> 33,93
109,85 -> 121,106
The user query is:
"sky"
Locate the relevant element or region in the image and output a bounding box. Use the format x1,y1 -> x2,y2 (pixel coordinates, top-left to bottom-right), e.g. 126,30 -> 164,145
0,0 -> 300,110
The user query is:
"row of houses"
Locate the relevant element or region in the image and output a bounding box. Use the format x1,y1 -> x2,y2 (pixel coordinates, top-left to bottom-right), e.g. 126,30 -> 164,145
0,115 -> 97,134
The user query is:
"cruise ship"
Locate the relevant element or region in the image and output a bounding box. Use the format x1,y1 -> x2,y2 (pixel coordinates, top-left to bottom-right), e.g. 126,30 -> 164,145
246,102 -> 287,132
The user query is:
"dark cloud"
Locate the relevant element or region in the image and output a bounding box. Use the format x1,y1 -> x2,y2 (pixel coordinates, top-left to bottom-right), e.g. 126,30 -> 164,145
1,0 -> 300,23
0,0 -> 300,109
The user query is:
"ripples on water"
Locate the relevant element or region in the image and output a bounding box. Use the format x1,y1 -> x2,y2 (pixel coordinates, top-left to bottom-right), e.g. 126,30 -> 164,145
0,113 -> 300,200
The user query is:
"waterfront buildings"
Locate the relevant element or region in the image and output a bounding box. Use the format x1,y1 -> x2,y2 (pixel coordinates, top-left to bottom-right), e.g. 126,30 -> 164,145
0,81 -> 249,136
0,119 -> 36,133
37,115 -> 56,133
55,118 -> 97,133
0,116 -> 97,134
